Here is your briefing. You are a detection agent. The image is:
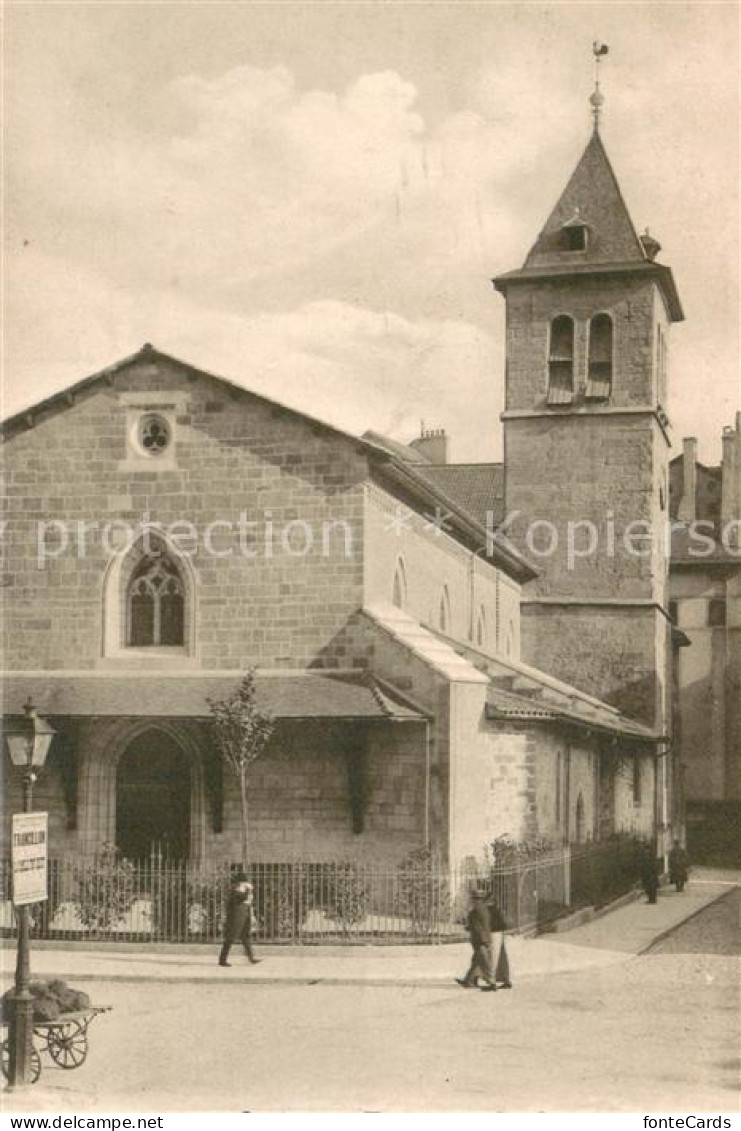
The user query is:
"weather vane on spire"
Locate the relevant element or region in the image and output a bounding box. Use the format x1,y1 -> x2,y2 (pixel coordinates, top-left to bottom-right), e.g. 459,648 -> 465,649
590,41 -> 609,130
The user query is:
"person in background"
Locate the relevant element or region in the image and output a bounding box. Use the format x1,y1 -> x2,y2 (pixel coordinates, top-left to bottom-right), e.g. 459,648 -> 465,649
640,843 -> 660,905
218,871 -> 262,967
668,840 -> 690,892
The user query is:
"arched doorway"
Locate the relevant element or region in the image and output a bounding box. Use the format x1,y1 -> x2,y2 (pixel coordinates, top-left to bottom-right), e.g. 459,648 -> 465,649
116,730 -> 191,860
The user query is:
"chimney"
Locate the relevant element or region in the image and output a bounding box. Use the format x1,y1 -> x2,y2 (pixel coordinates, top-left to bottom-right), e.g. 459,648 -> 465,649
677,437 -> 698,523
721,420 -> 740,529
409,425 -> 449,465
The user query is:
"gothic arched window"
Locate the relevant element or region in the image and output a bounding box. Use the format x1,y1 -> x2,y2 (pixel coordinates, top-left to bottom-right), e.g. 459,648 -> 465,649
392,559 -> 407,610
586,313 -> 613,399
439,586 -> 451,635
127,554 -> 185,647
547,315 -> 575,405
476,606 -> 486,649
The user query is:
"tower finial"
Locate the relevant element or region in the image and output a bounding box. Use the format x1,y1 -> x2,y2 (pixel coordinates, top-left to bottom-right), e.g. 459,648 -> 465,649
590,41 -> 609,130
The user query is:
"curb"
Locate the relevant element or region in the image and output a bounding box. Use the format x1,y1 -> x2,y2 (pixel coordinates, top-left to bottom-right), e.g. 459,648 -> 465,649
18,971 -> 474,989
546,886 -> 643,933
637,886 -> 736,956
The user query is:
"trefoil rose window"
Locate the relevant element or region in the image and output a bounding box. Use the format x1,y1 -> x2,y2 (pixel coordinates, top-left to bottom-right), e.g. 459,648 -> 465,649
138,414 -> 172,457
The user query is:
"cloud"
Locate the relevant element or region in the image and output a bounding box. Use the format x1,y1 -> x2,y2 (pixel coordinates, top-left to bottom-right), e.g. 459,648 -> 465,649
5,45 -> 737,463
3,248 -> 503,461
7,63 -> 535,311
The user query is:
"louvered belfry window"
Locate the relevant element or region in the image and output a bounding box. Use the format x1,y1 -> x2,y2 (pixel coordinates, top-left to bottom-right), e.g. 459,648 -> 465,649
586,313 -> 613,399
547,315 -> 575,405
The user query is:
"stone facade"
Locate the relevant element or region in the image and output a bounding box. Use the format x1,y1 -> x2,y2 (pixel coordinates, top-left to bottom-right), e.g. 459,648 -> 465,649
2,356 -> 368,672
363,481 -> 520,659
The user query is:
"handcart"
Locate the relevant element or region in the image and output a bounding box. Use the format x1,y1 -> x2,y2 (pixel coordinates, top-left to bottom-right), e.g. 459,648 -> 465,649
1,1006 -> 112,1083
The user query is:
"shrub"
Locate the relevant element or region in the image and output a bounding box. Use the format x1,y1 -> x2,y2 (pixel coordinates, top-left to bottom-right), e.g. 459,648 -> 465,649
323,863 -> 369,936
395,847 -> 450,937
73,843 -> 136,933
490,835 -> 556,866
186,866 -> 232,938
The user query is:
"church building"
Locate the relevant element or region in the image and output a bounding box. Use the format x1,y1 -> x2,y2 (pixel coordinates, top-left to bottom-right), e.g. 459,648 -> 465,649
2,89 -> 683,874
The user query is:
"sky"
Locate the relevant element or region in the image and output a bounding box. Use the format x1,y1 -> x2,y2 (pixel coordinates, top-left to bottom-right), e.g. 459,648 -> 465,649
3,1 -> 739,463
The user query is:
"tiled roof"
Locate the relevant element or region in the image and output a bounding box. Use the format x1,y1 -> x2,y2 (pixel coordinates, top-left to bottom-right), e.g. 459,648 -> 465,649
413,464 -> 505,528
450,641 -> 660,743
485,686 -> 656,742
1,671 -> 424,722
364,606 -> 659,743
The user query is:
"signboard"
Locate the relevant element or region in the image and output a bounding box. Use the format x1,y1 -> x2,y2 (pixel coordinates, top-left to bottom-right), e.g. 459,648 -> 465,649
11,812 -> 48,906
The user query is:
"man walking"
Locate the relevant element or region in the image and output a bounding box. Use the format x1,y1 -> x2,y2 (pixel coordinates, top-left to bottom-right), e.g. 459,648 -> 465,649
640,843 -> 660,904
219,871 -> 262,967
457,886 -> 497,992
668,840 -> 689,892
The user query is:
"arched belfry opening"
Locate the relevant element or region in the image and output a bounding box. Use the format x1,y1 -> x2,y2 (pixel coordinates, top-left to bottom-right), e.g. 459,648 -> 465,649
115,729 -> 191,861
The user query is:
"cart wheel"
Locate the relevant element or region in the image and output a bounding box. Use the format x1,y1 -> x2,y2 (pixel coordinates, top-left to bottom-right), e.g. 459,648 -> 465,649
0,1039 -> 42,1084
46,1023 -> 88,1069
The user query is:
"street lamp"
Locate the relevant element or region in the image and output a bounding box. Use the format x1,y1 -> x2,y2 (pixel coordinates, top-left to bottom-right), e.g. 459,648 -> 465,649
4,698 -> 55,1090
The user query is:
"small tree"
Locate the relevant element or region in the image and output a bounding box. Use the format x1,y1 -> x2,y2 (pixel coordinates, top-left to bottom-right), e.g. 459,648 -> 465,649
207,670 -> 274,868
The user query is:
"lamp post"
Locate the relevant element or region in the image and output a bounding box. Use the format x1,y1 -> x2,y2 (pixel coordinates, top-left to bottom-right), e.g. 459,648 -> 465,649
4,698 -> 55,1090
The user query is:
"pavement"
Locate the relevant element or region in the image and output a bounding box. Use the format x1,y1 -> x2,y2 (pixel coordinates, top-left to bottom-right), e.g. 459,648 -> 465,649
2,869 -> 738,989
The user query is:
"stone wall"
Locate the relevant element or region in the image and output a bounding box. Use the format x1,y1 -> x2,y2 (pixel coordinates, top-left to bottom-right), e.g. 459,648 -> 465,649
505,414 -> 663,601
220,719 -> 427,863
521,604 -> 664,726
363,482 -> 521,659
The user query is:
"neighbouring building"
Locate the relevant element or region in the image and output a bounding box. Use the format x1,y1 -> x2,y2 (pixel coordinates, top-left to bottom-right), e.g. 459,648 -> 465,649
669,418 -> 741,863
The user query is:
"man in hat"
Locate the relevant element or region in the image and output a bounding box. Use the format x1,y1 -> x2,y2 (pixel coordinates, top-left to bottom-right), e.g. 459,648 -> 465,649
457,886 -> 497,991
218,871 -> 262,967
640,843 -> 660,905
668,840 -> 689,892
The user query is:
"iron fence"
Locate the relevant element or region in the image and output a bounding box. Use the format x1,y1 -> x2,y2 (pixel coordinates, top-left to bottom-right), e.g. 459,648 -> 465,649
0,838 -> 645,944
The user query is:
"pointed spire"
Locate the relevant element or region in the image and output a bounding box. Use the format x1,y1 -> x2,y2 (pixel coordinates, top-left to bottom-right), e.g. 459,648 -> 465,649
590,41 -> 609,131
523,129 -> 645,267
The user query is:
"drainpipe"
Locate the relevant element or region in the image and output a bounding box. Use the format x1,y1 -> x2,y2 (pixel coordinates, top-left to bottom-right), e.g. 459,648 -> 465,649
468,546 -> 488,642
424,718 -> 432,848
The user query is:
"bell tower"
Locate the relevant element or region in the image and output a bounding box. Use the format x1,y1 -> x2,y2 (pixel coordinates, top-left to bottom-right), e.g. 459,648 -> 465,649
493,52 -> 684,729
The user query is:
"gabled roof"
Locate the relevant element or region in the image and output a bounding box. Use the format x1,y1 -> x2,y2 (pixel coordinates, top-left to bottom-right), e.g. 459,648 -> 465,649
525,129 -> 646,268
0,343 -> 537,583
0,343 -> 374,456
